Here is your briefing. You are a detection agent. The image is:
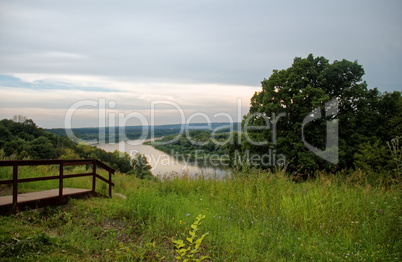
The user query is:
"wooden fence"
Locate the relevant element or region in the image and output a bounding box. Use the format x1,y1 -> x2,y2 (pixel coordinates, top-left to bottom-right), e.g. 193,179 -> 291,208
0,159 -> 115,212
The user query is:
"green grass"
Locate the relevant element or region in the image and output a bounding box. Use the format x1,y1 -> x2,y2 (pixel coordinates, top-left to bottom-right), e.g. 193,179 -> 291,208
0,167 -> 400,261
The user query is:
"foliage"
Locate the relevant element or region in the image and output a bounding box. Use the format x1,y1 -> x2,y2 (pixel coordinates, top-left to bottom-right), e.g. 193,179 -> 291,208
354,140 -> 393,174
0,118 -> 138,174
29,136 -> 55,159
131,153 -> 153,179
238,54 -> 401,176
172,214 -> 210,262
151,130 -> 230,162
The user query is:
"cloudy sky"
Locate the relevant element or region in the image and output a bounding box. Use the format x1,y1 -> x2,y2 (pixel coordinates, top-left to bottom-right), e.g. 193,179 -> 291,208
0,0 -> 401,128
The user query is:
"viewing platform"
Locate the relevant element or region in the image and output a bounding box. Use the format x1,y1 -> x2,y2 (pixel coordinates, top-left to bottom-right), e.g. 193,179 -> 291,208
0,159 -> 115,214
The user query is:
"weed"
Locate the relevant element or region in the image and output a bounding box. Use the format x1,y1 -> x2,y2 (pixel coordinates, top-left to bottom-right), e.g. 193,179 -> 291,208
172,214 -> 210,261
387,136 -> 401,176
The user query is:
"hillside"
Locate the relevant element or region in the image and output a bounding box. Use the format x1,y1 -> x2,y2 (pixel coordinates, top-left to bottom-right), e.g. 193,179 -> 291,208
0,170 -> 400,261
0,118 -> 134,174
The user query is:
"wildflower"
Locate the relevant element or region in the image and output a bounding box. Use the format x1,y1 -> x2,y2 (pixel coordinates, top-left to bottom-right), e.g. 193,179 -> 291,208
186,214 -> 190,216
379,210 -> 383,213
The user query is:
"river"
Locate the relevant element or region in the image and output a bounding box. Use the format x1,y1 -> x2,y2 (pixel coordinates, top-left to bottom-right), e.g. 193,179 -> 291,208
94,140 -> 230,178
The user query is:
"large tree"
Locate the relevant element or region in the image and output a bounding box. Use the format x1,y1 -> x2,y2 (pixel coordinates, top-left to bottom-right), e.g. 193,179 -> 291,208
238,54 -> 401,175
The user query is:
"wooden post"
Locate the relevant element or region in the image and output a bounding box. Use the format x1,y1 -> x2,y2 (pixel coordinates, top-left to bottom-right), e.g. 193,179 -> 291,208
12,161 -> 18,211
109,170 -> 112,198
59,160 -> 64,203
92,160 -> 96,194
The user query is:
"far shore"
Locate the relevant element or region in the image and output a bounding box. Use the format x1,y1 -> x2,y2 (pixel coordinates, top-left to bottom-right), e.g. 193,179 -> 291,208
86,136 -> 166,146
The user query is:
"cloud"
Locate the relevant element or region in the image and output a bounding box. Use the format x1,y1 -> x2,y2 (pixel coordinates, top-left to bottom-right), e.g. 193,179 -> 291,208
1,1 -> 401,87
0,74 -> 258,128
0,0 -> 401,127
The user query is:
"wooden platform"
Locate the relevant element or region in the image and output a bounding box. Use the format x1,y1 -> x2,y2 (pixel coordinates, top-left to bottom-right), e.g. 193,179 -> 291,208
0,188 -> 93,214
0,159 -> 115,214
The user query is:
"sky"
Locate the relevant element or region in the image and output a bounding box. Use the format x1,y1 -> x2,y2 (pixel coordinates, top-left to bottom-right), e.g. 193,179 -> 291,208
0,0 -> 401,128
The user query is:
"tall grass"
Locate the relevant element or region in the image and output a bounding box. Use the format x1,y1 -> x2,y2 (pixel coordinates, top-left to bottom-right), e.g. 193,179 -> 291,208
0,168 -> 400,261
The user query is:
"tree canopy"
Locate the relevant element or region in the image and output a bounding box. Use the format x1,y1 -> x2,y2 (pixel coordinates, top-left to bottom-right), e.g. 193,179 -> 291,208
236,54 -> 401,176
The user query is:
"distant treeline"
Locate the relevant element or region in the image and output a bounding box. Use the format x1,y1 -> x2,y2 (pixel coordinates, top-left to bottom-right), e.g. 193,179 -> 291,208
45,122 -> 241,143
149,130 -> 230,161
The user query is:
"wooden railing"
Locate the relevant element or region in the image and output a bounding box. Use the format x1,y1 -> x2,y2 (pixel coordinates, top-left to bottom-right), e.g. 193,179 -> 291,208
0,159 -> 115,208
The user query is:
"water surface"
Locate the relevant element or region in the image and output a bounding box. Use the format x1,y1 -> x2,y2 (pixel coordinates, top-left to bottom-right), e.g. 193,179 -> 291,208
94,140 -> 230,178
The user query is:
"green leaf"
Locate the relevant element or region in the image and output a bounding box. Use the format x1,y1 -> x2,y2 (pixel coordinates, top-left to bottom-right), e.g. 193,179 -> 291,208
195,233 -> 208,249
173,240 -> 185,249
186,237 -> 193,244
197,214 -> 205,220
